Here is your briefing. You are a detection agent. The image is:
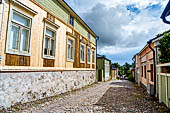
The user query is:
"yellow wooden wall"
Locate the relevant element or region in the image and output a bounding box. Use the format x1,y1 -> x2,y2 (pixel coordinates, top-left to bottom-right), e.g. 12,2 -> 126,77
0,0 -> 96,71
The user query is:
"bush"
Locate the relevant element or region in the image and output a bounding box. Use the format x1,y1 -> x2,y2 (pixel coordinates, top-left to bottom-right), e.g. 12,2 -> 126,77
128,74 -> 134,82
158,33 -> 170,63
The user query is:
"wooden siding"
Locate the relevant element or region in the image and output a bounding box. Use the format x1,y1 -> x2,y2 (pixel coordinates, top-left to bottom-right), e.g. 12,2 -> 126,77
5,54 -> 30,66
92,64 -> 95,69
34,0 -> 69,23
73,31 -> 80,68
43,59 -> 55,67
0,0 -> 96,70
75,20 -> 88,38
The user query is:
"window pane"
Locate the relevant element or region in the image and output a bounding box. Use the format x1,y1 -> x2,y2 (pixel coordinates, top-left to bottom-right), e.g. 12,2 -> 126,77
92,51 -> 95,63
71,47 -> 73,59
20,28 -> 29,51
68,45 -> 71,59
88,32 -> 90,39
68,39 -> 72,45
81,45 -> 84,61
10,25 -> 19,50
44,37 -> 48,55
69,15 -> 74,26
50,40 -> 54,56
87,48 -> 90,62
13,12 -> 30,27
46,28 -> 54,37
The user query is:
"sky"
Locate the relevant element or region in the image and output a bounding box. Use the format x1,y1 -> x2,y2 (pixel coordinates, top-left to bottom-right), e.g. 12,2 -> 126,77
64,0 -> 170,65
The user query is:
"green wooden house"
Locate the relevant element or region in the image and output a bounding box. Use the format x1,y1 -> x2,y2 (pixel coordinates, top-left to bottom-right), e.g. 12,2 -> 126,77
97,54 -> 111,82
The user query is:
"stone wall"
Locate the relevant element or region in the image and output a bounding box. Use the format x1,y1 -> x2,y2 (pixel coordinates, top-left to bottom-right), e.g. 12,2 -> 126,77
0,70 -> 96,109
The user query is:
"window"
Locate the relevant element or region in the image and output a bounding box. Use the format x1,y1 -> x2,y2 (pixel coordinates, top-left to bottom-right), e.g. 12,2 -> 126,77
150,64 -> 154,82
8,10 -> 31,54
144,65 -> 147,78
80,44 -> 85,62
92,50 -> 95,63
43,27 -> 56,58
88,32 -> 90,39
141,66 -> 143,77
87,47 -> 91,63
69,15 -> 74,26
67,39 -> 74,61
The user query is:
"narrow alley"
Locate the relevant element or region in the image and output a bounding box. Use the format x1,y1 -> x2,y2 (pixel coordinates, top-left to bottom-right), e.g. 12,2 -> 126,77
15,80 -> 169,113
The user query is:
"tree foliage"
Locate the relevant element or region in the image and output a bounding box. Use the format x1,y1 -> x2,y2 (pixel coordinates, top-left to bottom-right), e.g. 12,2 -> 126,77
158,33 -> 170,63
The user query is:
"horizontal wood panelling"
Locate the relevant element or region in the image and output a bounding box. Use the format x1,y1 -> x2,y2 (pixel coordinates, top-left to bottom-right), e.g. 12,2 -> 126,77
79,63 -> 85,68
5,54 -> 30,66
92,64 -> 95,69
43,59 -> 55,67
86,64 -> 90,68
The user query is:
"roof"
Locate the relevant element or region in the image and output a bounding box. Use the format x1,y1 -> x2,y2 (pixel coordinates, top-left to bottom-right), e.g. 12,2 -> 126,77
58,0 -> 98,38
138,30 -> 170,55
161,0 -> 170,24
97,54 -> 111,62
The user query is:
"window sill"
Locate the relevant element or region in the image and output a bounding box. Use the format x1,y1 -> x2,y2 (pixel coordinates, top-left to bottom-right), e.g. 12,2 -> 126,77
6,51 -> 31,56
80,61 -> 85,64
67,59 -> 74,62
43,56 -> 55,60
87,62 -> 91,64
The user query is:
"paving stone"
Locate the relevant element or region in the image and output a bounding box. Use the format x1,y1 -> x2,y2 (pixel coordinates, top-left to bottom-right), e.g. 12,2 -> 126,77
3,80 -> 170,113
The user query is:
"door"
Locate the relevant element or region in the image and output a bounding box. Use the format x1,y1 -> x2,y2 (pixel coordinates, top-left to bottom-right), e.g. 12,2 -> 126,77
98,70 -> 102,81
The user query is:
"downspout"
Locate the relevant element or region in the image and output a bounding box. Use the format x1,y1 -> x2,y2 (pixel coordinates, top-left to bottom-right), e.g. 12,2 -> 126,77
96,36 -> 99,82
147,40 -> 156,97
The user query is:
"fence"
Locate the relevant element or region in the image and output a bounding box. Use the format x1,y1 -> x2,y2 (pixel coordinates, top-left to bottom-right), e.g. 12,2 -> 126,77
157,63 -> 170,108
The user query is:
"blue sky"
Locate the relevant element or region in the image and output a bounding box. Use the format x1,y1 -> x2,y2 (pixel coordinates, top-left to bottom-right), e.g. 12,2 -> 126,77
65,0 -> 169,65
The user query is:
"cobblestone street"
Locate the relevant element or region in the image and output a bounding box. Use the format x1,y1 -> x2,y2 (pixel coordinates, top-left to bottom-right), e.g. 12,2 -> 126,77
15,80 -> 169,113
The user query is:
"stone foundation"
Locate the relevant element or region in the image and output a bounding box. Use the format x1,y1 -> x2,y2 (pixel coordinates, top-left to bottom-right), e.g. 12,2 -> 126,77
0,70 -> 96,109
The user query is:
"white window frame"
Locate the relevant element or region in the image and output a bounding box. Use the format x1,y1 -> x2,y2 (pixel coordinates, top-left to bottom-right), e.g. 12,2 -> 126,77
92,50 -> 95,64
87,47 -> 91,64
67,38 -> 74,62
80,43 -> 85,63
6,9 -> 33,56
43,23 -> 57,59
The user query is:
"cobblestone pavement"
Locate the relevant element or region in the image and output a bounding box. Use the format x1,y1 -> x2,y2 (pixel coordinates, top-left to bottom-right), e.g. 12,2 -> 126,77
19,80 -> 169,113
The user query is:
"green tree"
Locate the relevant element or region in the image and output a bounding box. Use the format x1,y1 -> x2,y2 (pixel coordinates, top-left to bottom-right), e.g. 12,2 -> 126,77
158,33 -> 170,63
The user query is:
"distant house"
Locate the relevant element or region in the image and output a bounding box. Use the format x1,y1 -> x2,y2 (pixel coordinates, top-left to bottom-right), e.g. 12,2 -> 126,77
134,30 -> 170,96
161,1 -> 170,24
132,54 -> 140,86
97,54 -> 111,82
111,64 -> 119,79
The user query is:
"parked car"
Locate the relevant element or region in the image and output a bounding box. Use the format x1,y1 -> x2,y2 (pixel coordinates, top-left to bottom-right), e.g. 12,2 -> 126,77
125,76 -> 128,80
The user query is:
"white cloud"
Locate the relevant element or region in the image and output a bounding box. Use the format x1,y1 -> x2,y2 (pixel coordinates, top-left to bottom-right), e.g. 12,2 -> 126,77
64,0 -> 169,64
99,46 -> 141,55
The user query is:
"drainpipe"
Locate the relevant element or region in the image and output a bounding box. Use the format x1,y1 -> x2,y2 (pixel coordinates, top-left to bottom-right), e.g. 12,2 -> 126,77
147,40 -> 156,97
96,36 -> 99,82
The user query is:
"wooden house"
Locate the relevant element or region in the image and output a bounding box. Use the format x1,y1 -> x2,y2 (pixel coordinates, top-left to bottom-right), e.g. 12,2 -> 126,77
136,30 -> 170,97
0,0 -> 97,109
111,64 -> 118,79
97,54 -> 111,82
